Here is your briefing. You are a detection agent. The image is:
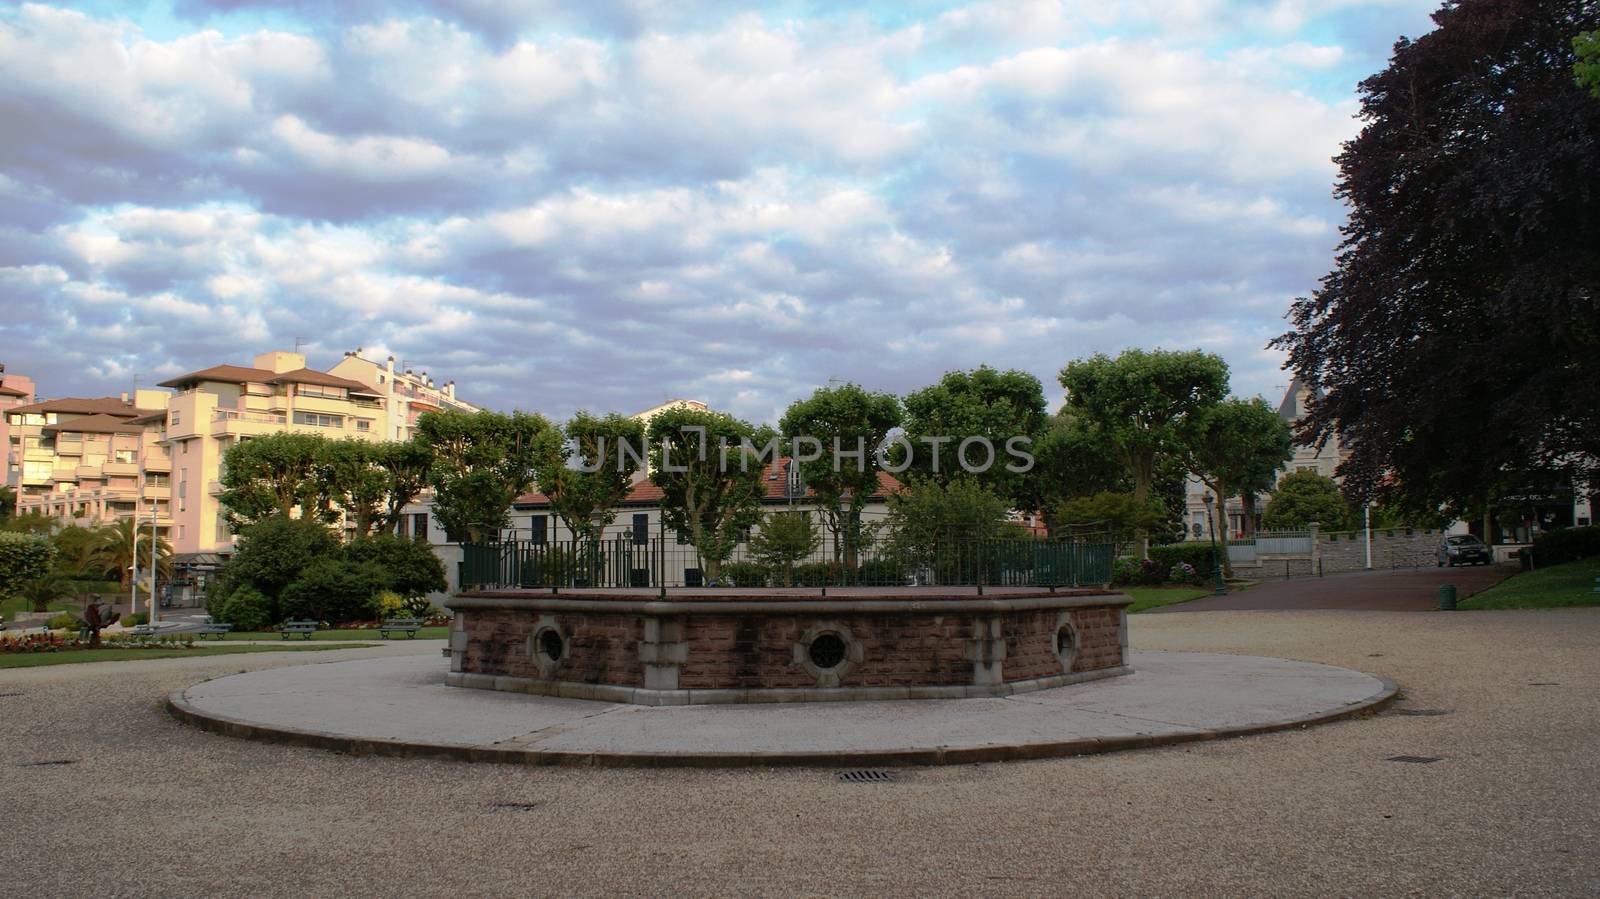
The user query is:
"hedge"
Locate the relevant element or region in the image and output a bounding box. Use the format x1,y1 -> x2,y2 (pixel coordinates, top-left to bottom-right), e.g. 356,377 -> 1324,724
1525,525 -> 1600,568
0,532 -> 55,598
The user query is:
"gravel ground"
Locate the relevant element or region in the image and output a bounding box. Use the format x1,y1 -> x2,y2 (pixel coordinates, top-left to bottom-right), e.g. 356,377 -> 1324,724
2,611 -> 1597,898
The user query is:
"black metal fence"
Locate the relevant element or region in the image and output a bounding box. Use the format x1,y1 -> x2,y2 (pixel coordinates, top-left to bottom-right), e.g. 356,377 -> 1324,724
459,532 -> 1115,590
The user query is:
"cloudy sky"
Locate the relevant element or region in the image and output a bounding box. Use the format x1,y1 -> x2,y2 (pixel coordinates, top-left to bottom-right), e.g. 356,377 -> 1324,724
0,0 -> 1440,424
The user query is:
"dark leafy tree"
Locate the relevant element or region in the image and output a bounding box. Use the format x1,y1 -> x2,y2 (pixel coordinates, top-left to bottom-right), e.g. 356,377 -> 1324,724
748,511 -> 821,586
218,432 -> 326,528
342,533 -> 446,599
1023,413 -> 1131,536
1275,0 -> 1600,516
897,367 -> 1047,504
1577,29 -> 1600,93
0,532 -> 55,602
780,384 -> 903,566
1178,397 -> 1294,573
224,516 -> 341,611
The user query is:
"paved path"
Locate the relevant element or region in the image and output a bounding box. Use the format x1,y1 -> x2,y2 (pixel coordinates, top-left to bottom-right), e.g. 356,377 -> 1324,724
5,610 -> 1599,896
169,651 -> 1391,765
1161,562 -> 1516,612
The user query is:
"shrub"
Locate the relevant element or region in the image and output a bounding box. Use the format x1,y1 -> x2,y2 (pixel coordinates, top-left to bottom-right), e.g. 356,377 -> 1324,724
220,585 -> 274,631
401,595 -> 441,618
856,557 -> 905,586
1167,562 -> 1200,585
374,590 -> 406,618
342,534 -> 446,599
0,532 -> 56,599
790,562 -> 835,586
1526,525 -> 1600,567
1111,558 -> 1166,587
123,611 -> 149,628
719,562 -> 769,587
46,612 -> 79,630
1147,544 -> 1216,581
279,559 -> 391,624
228,517 -> 340,602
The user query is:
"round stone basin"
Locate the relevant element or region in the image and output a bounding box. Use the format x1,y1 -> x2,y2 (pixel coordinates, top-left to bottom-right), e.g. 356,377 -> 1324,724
446,586 -> 1132,705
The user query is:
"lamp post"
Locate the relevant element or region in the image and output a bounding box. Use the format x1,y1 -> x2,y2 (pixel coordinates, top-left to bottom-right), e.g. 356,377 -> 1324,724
148,501 -> 159,624
1202,494 -> 1227,596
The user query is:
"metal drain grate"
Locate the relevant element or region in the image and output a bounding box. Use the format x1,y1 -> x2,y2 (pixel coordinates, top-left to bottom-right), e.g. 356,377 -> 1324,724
838,769 -> 896,783
1529,682 -> 1560,686
20,759 -> 78,767
1387,755 -> 1443,764
0,692 -> 23,698
488,801 -> 545,812
1391,708 -> 1451,717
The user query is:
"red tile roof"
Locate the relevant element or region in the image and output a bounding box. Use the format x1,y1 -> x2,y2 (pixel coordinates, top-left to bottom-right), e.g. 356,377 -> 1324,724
267,368 -> 382,395
514,460 -> 902,508
157,364 -> 276,388
5,396 -> 143,417
41,413 -> 148,435
0,384 -> 28,398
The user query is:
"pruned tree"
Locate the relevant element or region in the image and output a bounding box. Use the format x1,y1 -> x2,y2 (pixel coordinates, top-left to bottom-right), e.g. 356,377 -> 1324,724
1275,0 -> 1600,517
218,432 -> 326,529
1262,471 -> 1353,532
533,411 -> 647,546
897,367 -> 1047,505
779,384 -> 902,567
1178,397 -> 1293,575
1059,349 -> 1230,556
647,407 -> 769,583
0,532 -> 55,600
416,410 -> 555,543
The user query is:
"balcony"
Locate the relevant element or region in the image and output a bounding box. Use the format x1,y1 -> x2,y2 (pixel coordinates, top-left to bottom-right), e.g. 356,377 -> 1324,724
208,480 -> 224,495
211,409 -> 288,437
103,460 -> 138,476
142,485 -> 171,500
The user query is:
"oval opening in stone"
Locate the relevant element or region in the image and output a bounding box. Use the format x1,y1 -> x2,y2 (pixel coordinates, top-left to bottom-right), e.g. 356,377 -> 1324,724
1056,626 -> 1075,658
538,629 -> 564,662
808,633 -> 847,670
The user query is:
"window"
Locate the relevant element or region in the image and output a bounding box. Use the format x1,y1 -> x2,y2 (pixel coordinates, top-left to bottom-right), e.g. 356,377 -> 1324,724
355,419 -> 372,432
58,432 -> 81,444
675,529 -> 688,545
295,384 -> 348,400
411,513 -> 428,541
170,411 -> 181,426
529,514 -> 547,545
1297,465 -> 1317,473
632,513 -> 649,545
292,411 -> 344,428
146,472 -> 169,487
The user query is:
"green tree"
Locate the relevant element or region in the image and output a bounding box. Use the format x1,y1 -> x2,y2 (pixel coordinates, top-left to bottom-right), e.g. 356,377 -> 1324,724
313,438 -> 388,535
1023,413 -> 1131,536
533,411 -> 647,545
1576,30 -> 1600,94
88,518 -> 172,591
1178,397 -> 1293,574
49,525 -> 100,578
1053,491 -> 1168,545
0,485 -> 13,524
218,432 -> 327,528
417,410 -> 555,543
1262,471 -> 1352,531
779,384 -> 902,566
1275,0 -> 1600,515
342,534 -> 446,599
647,407 -> 769,583
0,532 -> 55,601
748,511 -> 821,586
374,439 -> 436,534
897,367 -> 1047,503
877,476 -> 1017,579
1060,349 -> 1229,554
0,511 -> 55,535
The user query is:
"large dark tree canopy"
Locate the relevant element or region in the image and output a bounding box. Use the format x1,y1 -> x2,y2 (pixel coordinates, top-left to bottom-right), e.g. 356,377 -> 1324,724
1276,0 -> 1600,513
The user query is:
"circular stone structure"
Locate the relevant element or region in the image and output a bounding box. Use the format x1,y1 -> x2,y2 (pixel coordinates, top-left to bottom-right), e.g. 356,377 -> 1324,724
445,586 -> 1132,705
166,650 -> 1398,767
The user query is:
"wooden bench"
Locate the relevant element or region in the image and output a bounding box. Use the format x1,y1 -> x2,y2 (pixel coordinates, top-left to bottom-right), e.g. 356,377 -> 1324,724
378,618 -> 422,639
127,624 -> 158,637
196,622 -> 233,640
279,620 -> 320,640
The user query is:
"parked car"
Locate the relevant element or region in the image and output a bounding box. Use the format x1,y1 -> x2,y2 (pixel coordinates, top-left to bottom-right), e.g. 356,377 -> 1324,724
1438,534 -> 1492,567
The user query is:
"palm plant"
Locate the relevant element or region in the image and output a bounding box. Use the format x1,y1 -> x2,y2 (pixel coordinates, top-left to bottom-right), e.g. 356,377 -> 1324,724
89,519 -> 172,590
50,525 -> 100,578
17,572 -> 79,613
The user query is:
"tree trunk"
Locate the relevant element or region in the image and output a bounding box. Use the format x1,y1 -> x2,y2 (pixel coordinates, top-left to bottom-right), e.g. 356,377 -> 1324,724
1131,452 -> 1154,560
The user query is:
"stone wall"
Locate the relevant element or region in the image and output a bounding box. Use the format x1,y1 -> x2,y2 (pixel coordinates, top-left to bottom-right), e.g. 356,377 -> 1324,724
1318,529 -> 1444,573
449,590 -> 1131,703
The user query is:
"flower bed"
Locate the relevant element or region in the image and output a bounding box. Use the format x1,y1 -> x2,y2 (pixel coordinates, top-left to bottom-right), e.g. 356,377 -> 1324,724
0,631 -> 200,654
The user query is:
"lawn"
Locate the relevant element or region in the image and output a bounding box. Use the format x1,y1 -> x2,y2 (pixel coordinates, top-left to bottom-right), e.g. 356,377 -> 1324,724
1460,556 -> 1600,610
0,642 -> 377,669
221,626 -> 449,641
1121,585 -> 1212,614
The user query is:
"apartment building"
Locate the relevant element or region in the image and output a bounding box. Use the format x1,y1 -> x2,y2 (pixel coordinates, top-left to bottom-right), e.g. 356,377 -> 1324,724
0,364 -> 38,489
8,392 -> 171,530
328,351 -> 481,441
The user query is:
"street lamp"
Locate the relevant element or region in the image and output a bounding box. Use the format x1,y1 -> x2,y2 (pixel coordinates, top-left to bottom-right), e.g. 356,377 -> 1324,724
1202,494 -> 1227,596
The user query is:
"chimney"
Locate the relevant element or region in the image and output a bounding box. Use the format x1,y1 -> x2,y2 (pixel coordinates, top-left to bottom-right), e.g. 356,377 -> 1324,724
121,392 -> 130,403
444,381 -> 455,400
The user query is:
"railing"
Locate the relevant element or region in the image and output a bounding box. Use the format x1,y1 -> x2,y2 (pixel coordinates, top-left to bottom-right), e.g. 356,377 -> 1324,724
460,534 -> 1115,590
213,410 -> 288,425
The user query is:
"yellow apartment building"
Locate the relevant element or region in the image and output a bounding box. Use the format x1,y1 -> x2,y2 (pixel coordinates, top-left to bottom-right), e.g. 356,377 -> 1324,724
327,351 -> 481,441
0,365 -> 38,489
8,392 -> 171,532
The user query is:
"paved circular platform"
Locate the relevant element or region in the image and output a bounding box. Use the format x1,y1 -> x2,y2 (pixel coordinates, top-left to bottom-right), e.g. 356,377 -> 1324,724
167,650 -> 1396,767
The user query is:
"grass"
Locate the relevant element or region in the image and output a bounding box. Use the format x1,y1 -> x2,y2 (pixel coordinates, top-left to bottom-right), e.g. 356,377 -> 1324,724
1460,556 -> 1600,610
221,626 -> 449,641
0,642 -> 377,669
1121,585 -> 1213,614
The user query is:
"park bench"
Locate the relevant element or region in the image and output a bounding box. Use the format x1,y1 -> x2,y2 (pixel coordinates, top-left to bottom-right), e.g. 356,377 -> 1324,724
279,620 -> 320,640
378,618 -> 422,639
196,621 -> 233,640
126,624 -> 157,637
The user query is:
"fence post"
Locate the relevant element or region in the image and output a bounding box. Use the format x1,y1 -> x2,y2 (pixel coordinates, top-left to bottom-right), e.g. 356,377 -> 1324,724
1308,521 -> 1321,578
